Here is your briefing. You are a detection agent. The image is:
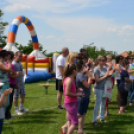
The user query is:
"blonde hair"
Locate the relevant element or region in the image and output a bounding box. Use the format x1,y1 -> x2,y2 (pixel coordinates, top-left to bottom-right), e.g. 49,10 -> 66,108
97,55 -> 104,61
94,55 -> 104,67
107,55 -> 112,59
65,52 -> 76,66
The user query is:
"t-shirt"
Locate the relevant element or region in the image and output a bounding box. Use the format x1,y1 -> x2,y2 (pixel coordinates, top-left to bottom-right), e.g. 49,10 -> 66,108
94,66 -> 107,90
119,70 -> 129,90
56,55 -> 66,80
76,72 -> 90,101
115,64 -> 124,80
0,93 -> 5,119
6,63 -> 16,85
63,77 -> 77,103
12,60 -> 25,89
129,64 -> 134,80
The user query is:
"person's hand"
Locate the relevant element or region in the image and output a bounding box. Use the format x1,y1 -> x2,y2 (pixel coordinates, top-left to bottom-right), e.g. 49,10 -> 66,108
78,93 -> 84,97
3,88 -> 13,96
7,59 -> 11,63
108,70 -> 113,76
18,72 -> 24,76
105,70 -> 109,77
78,88 -> 83,92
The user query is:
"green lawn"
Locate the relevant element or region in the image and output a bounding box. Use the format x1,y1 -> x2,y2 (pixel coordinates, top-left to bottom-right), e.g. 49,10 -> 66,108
2,82 -> 134,134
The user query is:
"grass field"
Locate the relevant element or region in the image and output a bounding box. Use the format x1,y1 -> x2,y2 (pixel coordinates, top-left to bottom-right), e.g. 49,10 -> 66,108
2,82 -> 134,134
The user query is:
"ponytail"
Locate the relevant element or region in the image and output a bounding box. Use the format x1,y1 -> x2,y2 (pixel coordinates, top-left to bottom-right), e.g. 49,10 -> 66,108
63,63 -> 76,82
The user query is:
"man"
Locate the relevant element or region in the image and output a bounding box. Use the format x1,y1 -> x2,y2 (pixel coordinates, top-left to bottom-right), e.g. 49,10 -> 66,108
80,48 -> 87,56
56,47 -> 69,109
13,51 -> 28,115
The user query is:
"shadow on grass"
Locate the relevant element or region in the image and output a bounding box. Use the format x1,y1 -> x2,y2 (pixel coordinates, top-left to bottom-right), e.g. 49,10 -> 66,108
84,114 -> 134,134
9,109 -> 60,125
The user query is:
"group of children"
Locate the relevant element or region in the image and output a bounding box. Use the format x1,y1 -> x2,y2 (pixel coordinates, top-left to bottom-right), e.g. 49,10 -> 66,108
59,48 -> 134,134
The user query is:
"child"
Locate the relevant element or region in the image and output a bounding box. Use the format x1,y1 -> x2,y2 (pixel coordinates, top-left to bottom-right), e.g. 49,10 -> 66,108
0,84 -> 13,134
76,61 -> 92,134
60,64 -> 83,134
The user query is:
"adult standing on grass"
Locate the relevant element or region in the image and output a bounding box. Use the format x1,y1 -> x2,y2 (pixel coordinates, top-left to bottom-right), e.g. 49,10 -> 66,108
118,60 -> 133,114
126,55 -> 134,106
115,55 -> 124,108
93,56 -> 110,126
13,51 -> 28,115
56,47 -> 69,110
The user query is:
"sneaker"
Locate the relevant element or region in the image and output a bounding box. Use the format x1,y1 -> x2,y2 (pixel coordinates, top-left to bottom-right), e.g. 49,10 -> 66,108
57,105 -> 64,110
15,110 -> 24,115
19,108 -> 29,113
4,121 -> 9,124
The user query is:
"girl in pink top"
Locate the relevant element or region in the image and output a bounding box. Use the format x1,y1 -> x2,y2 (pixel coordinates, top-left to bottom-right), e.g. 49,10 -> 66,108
60,64 -> 83,134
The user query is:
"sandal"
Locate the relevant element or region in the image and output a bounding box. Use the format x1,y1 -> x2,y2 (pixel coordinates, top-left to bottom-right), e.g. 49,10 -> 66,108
74,128 -> 78,132
104,113 -> 109,117
59,130 -> 66,134
93,122 -> 100,126
100,120 -> 108,123
119,110 -> 124,114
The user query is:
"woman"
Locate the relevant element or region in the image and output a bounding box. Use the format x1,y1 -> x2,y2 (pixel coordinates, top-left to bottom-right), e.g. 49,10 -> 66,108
118,60 -> 133,113
5,51 -> 22,120
93,55 -> 110,126
76,61 -> 92,134
65,52 -> 77,66
0,50 -> 12,110
126,55 -> 134,106
104,55 -> 115,116
115,55 -> 124,107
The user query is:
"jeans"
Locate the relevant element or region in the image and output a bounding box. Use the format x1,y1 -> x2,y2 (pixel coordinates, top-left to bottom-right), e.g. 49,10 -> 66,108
0,119 -> 4,134
5,84 -> 15,119
129,83 -> 134,103
93,89 -> 106,122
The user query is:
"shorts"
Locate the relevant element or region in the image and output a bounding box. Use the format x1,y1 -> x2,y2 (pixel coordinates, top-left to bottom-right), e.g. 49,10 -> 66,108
117,80 -> 120,90
56,79 -> 63,92
119,89 -> 128,107
64,102 -> 78,126
13,83 -> 25,98
77,98 -> 89,115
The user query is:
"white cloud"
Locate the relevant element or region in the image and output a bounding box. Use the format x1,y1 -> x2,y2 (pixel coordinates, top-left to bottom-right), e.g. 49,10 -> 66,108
45,35 -> 55,39
39,35 -> 55,39
107,27 -> 117,32
118,25 -> 134,36
4,3 -> 31,12
66,39 -> 76,42
4,0 -> 109,13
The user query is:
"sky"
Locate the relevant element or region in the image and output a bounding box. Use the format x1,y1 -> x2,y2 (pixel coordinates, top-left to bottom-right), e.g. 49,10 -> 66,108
0,0 -> 134,54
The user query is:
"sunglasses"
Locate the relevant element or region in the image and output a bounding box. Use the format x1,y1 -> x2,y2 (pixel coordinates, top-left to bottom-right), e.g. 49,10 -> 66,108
129,58 -> 134,60
100,59 -> 105,62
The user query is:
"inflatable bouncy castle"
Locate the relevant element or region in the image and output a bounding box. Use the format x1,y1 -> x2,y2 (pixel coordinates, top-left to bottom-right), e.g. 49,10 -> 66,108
4,15 -> 57,83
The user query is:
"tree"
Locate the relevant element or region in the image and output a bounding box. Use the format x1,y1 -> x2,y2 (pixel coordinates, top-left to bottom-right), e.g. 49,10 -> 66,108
0,9 -> 8,48
83,43 -> 118,59
15,40 -> 45,55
